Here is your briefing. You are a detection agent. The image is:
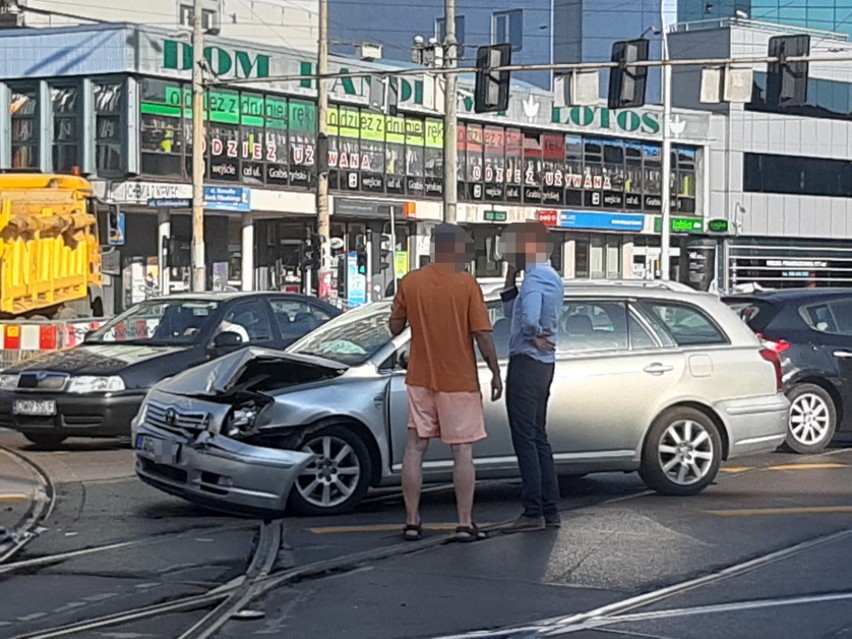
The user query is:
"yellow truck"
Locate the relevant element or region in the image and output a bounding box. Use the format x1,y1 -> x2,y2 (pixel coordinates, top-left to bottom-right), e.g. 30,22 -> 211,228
0,173 -> 106,319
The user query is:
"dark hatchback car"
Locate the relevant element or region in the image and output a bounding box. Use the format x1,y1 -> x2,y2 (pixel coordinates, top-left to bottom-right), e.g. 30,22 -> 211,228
724,288 -> 852,453
0,293 -> 340,448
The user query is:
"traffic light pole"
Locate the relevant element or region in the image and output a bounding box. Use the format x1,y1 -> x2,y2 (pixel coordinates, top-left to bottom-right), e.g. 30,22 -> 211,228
316,0 -> 333,301
190,0 -> 206,292
442,0 -> 458,224
659,7 -> 673,281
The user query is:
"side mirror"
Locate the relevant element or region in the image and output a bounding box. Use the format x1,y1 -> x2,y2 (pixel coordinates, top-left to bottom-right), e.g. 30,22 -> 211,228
211,331 -> 243,352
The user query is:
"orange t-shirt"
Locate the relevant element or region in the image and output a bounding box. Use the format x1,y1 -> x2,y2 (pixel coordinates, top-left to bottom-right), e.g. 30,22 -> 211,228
391,264 -> 492,393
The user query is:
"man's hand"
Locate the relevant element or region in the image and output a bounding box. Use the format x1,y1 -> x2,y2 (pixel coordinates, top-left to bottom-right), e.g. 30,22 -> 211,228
532,335 -> 556,353
504,263 -> 519,289
490,373 -> 504,402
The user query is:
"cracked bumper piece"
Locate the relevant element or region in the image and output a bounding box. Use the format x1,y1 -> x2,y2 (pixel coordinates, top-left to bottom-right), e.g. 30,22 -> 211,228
135,423 -> 314,516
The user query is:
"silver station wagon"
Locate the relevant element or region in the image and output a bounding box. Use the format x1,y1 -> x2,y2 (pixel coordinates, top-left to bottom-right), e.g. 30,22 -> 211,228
133,281 -> 789,516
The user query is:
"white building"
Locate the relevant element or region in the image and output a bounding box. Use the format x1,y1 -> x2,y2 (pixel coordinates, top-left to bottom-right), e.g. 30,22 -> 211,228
0,0 -> 318,52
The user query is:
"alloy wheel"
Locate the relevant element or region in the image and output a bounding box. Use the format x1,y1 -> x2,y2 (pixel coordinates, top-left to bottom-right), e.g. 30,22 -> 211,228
657,419 -> 715,486
789,393 -> 831,446
296,435 -> 362,509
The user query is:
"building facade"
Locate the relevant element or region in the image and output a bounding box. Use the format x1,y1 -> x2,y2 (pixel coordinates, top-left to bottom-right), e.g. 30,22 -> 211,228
0,23 -> 712,312
678,0 -> 852,36
671,19 -> 852,290
0,0 -> 318,52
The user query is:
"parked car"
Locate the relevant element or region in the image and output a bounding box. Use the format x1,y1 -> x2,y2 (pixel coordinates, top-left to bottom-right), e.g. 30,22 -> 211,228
0,292 -> 340,448
724,288 -> 852,453
133,281 -> 788,517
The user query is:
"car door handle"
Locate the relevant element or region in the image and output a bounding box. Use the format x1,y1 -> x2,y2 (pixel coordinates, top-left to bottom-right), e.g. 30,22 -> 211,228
833,350 -> 852,359
643,363 -> 674,375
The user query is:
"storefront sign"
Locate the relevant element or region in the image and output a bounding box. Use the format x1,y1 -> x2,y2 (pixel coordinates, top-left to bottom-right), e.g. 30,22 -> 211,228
203,186 -> 251,212
108,181 -> 192,204
333,198 -> 403,219
708,219 -> 730,234
163,40 -> 270,79
558,211 -> 644,232
653,216 -> 704,233
551,106 -> 661,135
537,210 -> 558,226
147,198 -> 191,208
484,211 -> 507,222
394,251 -> 409,279
346,252 -> 367,307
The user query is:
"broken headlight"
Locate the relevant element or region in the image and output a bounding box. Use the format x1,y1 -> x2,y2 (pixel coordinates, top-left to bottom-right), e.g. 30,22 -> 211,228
222,402 -> 260,439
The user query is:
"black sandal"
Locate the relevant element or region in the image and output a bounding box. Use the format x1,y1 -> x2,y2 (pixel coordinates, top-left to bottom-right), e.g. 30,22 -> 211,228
402,523 -> 422,541
455,524 -> 488,543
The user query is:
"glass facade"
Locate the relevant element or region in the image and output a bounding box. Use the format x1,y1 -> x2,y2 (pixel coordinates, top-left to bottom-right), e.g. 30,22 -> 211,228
679,0 -> 852,35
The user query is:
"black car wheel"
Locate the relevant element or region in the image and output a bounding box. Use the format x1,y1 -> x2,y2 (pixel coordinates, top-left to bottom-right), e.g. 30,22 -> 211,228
786,383 -> 837,454
639,407 -> 722,496
288,425 -> 372,516
23,432 -> 68,449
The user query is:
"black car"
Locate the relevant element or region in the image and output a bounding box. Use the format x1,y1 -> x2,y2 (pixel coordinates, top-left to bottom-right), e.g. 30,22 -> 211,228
724,288 -> 852,453
0,293 -> 340,448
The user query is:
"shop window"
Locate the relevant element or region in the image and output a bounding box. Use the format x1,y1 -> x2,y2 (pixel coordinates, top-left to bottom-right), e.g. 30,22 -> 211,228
575,237 -> 590,279
386,115 -> 406,195
423,118 -> 442,197
484,126 -> 505,202
51,85 -> 81,174
140,78 -> 186,178
504,128 -> 522,203
95,81 -> 123,176
463,124 -> 484,200
522,131 -> 542,204
10,87 -> 38,169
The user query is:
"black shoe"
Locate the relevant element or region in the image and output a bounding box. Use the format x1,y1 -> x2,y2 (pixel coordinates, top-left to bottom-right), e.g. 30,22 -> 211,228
544,517 -> 561,529
501,515 -> 546,534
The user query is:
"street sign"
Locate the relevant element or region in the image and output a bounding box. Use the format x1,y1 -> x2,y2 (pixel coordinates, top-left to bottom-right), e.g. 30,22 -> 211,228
147,198 -> 191,208
484,210 -> 507,222
654,216 -> 704,233
708,219 -> 730,233
203,186 -> 251,212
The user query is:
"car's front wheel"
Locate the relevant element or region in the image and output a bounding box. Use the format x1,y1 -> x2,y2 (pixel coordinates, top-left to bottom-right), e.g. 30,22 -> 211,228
639,407 -> 722,496
23,431 -> 68,449
288,425 -> 372,516
786,383 -> 837,454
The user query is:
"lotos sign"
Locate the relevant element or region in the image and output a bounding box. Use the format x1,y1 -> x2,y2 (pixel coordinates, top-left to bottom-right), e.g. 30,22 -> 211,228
552,106 -> 661,135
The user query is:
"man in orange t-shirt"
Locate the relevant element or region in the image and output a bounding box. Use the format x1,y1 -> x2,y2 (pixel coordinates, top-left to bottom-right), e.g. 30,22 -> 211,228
389,224 -> 502,543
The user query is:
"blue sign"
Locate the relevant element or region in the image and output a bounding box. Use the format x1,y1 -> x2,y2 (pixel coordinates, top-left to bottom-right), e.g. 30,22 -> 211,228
558,211 -> 645,232
147,198 -> 191,208
203,186 -> 251,212
107,211 -> 125,246
346,252 -> 367,307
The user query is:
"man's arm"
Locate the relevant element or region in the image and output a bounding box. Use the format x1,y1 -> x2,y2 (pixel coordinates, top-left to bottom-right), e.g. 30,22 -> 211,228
473,331 -> 503,401
519,285 -> 544,337
389,316 -> 407,336
500,264 -> 519,317
389,280 -> 407,336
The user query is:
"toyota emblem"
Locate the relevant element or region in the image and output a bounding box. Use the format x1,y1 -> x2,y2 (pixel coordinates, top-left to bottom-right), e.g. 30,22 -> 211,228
165,409 -> 177,425
36,372 -> 47,381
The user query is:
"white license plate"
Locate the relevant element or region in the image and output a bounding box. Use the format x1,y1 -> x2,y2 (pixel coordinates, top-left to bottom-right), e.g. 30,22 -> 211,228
136,434 -> 180,464
12,400 -> 57,416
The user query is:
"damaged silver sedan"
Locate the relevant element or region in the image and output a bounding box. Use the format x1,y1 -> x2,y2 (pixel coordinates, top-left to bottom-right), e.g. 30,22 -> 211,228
134,285 -> 788,517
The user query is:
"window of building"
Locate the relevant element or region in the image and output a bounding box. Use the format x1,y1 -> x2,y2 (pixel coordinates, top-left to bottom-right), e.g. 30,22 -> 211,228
744,152 -> 852,198
9,87 -> 38,169
748,71 -> 852,122
435,15 -> 465,57
492,9 -> 524,52
51,85 -> 81,173
140,78 -> 187,178
179,4 -> 219,31
94,81 -> 123,176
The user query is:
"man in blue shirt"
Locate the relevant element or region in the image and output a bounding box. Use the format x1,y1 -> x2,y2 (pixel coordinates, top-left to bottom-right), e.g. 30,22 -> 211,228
500,222 -> 565,533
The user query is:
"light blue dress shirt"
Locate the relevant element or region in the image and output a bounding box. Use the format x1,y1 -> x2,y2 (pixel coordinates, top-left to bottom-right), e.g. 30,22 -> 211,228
500,261 -> 564,364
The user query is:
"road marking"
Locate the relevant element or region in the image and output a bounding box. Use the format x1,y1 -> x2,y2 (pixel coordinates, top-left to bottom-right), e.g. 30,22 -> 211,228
309,523 -> 496,534
708,505 -> 852,517
719,466 -> 753,473
767,462 -> 847,471
0,494 -> 29,501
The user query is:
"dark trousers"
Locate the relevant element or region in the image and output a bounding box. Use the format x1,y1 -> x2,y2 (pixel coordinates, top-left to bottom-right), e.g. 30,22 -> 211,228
506,354 -> 559,519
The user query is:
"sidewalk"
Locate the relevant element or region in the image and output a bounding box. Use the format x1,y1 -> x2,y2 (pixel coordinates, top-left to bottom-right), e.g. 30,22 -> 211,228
0,447 -> 46,549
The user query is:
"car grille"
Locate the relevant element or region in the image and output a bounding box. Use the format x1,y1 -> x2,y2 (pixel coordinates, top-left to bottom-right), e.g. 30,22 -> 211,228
16,372 -> 69,392
145,401 -> 209,435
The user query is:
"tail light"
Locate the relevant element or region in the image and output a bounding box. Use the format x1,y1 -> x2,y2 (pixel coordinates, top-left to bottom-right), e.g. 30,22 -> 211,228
756,333 -> 791,355
759,347 -> 784,392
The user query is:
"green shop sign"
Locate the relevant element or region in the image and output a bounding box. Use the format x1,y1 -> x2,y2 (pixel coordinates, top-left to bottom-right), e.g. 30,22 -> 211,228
708,219 -> 731,234
552,106 -> 661,135
163,40 -> 270,79
654,216 -> 704,233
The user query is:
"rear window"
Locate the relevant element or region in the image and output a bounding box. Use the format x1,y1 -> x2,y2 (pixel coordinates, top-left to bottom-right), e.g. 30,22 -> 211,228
640,301 -> 728,347
724,299 -> 779,333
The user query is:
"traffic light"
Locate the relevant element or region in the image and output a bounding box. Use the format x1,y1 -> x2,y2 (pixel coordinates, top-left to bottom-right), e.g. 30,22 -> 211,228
767,35 -> 810,108
301,234 -> 320,271
379,234 -> 393,271
608,38 -> 650,110
356,243 -> 367,276
474,44 -> 512,114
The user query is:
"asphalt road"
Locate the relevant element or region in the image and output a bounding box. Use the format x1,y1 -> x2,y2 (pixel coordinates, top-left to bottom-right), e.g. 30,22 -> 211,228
0,430 -> 851,639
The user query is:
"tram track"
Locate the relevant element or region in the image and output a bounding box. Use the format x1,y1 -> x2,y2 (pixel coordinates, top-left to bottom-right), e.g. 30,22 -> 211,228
0,446 -> 56,564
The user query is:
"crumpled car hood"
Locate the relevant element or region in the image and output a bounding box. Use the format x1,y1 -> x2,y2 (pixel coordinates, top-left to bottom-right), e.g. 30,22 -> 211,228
154,346 -> 348,397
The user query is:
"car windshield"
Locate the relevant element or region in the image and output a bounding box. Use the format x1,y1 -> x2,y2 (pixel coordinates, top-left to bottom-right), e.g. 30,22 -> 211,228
287,303 -> 393,365
85,299 -> 221,346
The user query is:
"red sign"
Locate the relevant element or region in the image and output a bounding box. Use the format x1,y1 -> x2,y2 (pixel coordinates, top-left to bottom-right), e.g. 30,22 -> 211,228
537,210 -> 558,226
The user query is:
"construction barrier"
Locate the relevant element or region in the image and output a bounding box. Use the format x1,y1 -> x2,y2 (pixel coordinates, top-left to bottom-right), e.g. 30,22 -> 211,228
0,318 -> 106,371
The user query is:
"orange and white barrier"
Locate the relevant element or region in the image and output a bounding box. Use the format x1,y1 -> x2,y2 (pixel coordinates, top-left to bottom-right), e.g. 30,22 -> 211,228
0,319 -> 106,370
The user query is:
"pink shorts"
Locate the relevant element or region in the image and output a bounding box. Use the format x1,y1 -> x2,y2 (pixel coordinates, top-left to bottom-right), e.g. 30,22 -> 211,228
406,385 -> 486,445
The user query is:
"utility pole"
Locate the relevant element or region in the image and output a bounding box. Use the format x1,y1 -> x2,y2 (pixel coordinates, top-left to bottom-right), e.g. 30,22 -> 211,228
190,0 -> 206,292
316,0 -> 332,301
443,0 -> 458,223
659,0 -> 673,281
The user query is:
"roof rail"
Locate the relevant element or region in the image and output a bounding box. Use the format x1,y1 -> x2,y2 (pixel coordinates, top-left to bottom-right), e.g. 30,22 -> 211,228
563,279 -> 697,292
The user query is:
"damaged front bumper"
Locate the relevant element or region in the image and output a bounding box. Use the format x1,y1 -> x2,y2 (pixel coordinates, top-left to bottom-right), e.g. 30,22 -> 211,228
135,422 -> 314,516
